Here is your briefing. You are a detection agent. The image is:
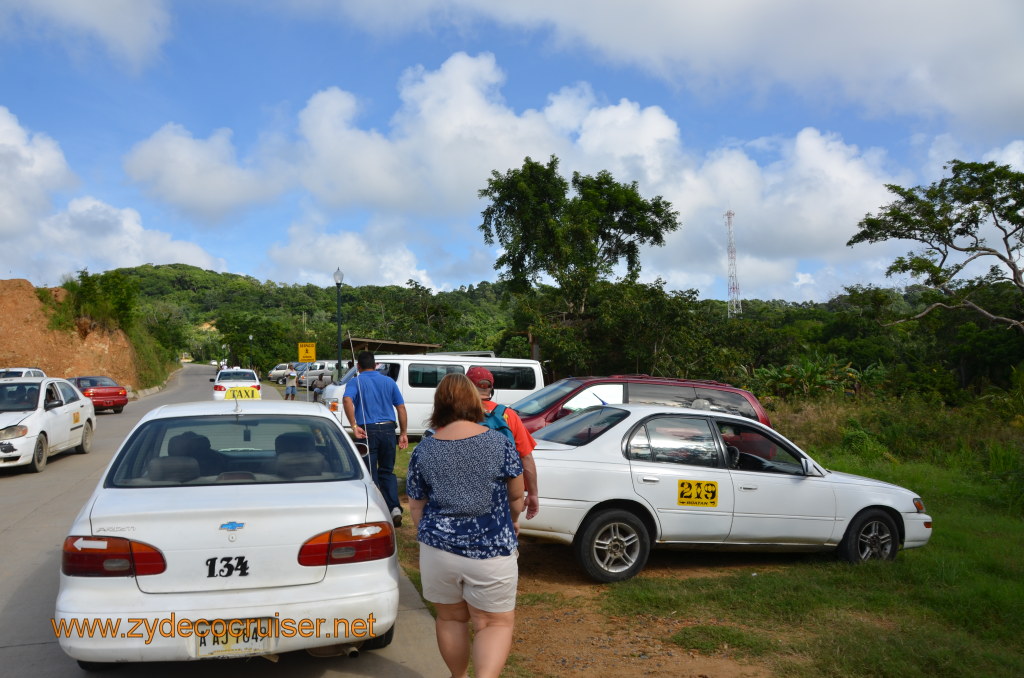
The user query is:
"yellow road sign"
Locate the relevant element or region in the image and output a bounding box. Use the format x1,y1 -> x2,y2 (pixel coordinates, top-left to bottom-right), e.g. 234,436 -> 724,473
298,343 -> 316,362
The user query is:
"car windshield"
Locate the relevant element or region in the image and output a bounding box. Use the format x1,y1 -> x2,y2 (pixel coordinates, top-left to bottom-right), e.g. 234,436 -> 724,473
0,382 -> 40,412
533,405 -> 630,446
107,414 -> 363,487
510,378 -> 583,416
217,370 -> 257,381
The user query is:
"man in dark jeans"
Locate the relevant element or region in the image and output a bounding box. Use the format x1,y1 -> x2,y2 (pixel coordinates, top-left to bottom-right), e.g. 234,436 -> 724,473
342,351 -> 409,525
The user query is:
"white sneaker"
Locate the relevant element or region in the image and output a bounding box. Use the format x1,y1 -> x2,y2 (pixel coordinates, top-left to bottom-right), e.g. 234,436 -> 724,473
391,506 -> 403,526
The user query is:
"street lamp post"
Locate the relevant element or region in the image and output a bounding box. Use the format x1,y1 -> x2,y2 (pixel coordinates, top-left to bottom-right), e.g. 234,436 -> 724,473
333,268 -> 344,379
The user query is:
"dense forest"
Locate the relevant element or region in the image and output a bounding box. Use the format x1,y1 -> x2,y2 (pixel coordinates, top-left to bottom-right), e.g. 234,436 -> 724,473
42,262 -> 1024,408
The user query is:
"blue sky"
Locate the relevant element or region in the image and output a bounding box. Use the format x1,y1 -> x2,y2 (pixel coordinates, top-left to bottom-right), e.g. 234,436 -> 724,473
1,0 -> 1022,302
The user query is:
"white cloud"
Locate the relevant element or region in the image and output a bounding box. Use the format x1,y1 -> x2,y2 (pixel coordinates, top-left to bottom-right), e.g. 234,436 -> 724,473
34,197 -> 223,275
264,212 -> 434,289
124,123 -> 286,222
984,141 -> 1024,171
320,0 -> 1024,134
0,0 -> 170,70
0,106 -> 75,238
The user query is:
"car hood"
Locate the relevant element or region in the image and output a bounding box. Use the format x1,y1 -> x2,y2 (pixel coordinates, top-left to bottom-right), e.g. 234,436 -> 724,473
0,411 -> 32,427
825,469 -> 914,494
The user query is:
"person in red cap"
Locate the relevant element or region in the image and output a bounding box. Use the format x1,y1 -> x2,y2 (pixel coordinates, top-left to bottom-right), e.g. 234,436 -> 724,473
466,366 -> 539,520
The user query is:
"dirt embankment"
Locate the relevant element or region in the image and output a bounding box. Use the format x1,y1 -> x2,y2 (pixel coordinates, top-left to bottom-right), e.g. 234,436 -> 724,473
0,279 -> 140,389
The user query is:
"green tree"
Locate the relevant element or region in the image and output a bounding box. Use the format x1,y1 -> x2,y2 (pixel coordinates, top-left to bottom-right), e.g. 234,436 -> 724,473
478,155 -> 680,316
848,160 -> 1024,332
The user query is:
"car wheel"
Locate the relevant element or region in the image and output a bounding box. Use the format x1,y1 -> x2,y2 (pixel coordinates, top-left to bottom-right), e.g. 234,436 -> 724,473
76,421 -> 93,454
277,377 -> 286,385
574,509 -> 650,582
360,624 -> 395,650
30,435 -> 48,473
112,406 -> 124,414
839,509 -> 899,563
76,660 -> 116,671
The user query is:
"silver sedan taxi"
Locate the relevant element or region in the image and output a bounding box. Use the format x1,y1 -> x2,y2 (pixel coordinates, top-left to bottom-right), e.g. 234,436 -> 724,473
55,400 -> 398,670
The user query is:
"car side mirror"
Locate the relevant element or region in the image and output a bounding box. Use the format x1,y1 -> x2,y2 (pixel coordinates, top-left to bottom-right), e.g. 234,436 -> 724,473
209,378 -> 214,382
354,442 -> 369,458
800,457 -> 823,477
44,398 -> 62,410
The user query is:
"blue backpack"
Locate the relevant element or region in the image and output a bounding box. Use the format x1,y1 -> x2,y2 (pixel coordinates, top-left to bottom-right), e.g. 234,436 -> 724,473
483,404 -> 516,445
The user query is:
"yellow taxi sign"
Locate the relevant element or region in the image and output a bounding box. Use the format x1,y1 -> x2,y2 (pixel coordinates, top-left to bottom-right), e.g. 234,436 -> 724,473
298,343 -> 316,362
225,387 -> 261,400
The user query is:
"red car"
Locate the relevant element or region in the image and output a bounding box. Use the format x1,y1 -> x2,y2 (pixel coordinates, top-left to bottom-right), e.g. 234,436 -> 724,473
70,376 -> 129,414
510,374 -> 771,433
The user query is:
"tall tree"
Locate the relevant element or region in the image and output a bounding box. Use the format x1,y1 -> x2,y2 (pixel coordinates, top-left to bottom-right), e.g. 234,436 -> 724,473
848,160 -> 1024,332
479,155 -> 680,316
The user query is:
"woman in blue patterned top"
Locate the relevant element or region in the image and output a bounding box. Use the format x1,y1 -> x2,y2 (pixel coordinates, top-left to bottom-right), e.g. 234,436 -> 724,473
407,373 -> 524,678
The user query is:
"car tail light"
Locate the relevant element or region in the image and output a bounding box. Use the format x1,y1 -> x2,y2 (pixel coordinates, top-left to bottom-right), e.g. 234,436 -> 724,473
62,536 -> 167,577
297,522 -> 395,566
254,385 -> 261,391
82,388 -> 95,396
213,385 -> 227,391
118,388 -> 127,396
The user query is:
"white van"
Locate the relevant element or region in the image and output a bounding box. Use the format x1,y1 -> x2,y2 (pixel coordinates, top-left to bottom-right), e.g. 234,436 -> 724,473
321,354 -> 544,435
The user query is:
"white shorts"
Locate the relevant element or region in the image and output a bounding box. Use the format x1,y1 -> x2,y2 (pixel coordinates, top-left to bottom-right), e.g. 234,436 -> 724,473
419,543 -> 519,613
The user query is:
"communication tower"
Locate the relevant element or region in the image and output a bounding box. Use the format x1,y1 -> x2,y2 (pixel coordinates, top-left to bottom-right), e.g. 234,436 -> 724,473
725,210 -> 742,318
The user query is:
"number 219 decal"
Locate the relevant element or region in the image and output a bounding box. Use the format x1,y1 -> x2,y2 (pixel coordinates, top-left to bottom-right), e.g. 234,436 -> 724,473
678,480 -> 718,507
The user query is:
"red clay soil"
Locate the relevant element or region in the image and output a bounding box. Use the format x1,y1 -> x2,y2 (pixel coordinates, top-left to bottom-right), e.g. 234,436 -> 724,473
0,278 -> 140,388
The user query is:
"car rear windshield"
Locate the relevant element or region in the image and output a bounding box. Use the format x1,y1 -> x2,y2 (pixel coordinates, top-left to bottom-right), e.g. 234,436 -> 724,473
78,376 -> 118,388
217,370 -> 257,381
106,414 -> 363,487
533,406 -> 630,446
510,378 -> 583,416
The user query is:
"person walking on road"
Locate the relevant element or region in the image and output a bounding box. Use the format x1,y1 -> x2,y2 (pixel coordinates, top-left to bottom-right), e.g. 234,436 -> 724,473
342,351 -> 408,525
284,364 -> 298,401
407,373 -> 524,678
466,366 -> 540,520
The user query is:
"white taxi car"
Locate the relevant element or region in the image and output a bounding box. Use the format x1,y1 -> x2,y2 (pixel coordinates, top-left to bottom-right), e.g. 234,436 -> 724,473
0,377 -> 95,472
55,400 -> 398,670
519,404 -> 933,582
210,369 -> 261,400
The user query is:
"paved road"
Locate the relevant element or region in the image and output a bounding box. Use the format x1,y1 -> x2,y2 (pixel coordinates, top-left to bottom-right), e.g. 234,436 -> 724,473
0,363 -> 446,677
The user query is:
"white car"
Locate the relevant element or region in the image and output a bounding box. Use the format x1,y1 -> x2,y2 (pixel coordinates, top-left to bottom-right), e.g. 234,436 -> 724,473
0,366 -> 47,378
0,377 -> 95,472
55,400 -> 399,670
210,369 -> 261,400
519,404 -> 933,582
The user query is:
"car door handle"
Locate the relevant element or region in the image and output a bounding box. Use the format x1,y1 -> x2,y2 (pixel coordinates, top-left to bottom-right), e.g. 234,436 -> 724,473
739,484 -> 758,491
639,475 -> 660,484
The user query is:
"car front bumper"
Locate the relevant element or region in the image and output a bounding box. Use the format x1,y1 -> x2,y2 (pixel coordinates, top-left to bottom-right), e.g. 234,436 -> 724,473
0,433 -> 38,467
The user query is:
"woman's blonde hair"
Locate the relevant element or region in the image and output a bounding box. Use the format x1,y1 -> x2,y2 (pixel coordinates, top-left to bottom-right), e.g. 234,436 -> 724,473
429,373 -> 486,429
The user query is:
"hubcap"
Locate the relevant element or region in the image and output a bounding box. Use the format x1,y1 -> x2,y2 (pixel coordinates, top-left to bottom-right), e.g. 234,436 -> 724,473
857,520 -> 893,560
593,522 -> 640,573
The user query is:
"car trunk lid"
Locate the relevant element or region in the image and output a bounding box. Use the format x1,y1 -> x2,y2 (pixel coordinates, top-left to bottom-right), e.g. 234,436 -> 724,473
88,483 -> 370,593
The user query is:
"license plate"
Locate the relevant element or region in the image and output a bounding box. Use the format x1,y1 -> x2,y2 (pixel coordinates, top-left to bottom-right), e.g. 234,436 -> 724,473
195,618 -> 272,657
225,387 -> 260,400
